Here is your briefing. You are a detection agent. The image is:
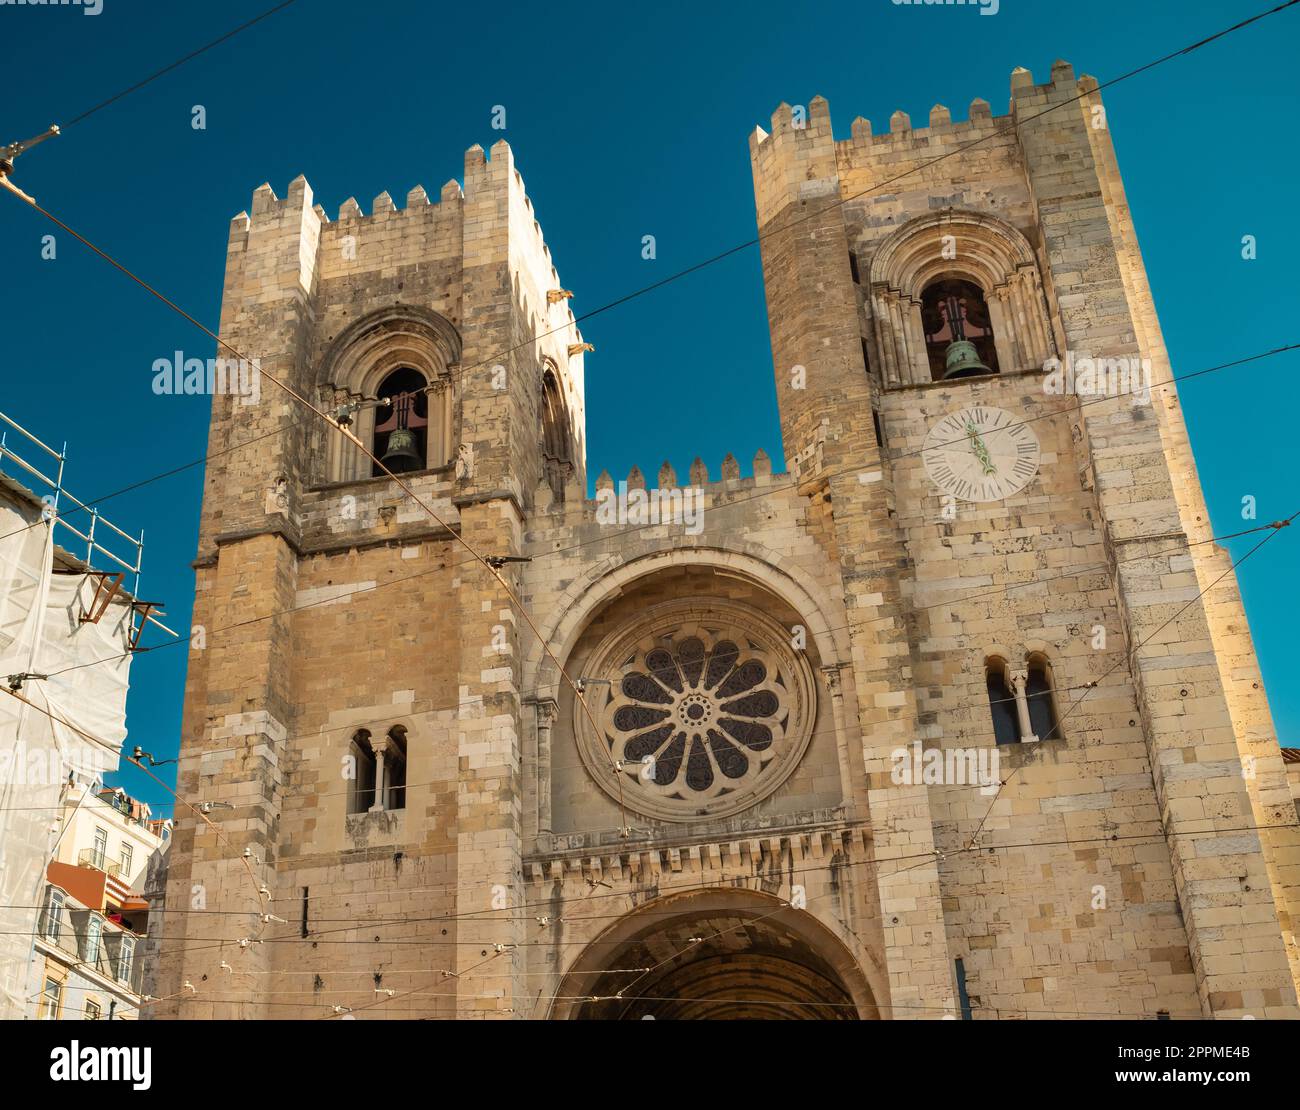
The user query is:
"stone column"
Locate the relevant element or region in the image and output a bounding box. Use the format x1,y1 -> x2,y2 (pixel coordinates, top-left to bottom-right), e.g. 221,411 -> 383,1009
821,665 -> 856,806
534,698 -> 557,837
368,733 -> 389,813
1007,668 -> 1035,742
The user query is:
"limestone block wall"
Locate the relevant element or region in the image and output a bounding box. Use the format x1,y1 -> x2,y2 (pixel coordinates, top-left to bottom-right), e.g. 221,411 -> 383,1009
883,374 -> 1199,1019
517,462 -> 863,847
748,63 -> 1300,1017
159,141 -> 590,1017
156,72 -> 1298,1020
520,827 -> 892,1019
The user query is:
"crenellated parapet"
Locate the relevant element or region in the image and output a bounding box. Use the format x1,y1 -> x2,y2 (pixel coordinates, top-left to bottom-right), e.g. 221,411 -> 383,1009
222,143 -> 589,371
749,62 -> 1104,234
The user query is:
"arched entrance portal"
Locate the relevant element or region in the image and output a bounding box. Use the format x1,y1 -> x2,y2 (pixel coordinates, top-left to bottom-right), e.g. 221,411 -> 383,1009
549,888 -> 876,1020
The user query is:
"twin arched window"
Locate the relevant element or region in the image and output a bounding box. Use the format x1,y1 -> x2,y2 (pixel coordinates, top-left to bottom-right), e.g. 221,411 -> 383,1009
347,726 -> 408,815
986,654 -> 1061,744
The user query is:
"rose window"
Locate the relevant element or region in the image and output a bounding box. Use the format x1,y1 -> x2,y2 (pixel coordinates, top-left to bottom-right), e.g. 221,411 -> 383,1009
578,602 -> 816,821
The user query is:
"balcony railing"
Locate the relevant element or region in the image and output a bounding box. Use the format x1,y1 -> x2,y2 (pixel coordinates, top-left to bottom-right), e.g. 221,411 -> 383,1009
100,794 -> 151,828
38,908 -> 144,994
77,848 -> 125,880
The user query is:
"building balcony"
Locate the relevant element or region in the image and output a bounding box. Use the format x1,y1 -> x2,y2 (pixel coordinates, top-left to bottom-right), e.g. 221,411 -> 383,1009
53,858 -> 131,913
77,848 -> 126,880
38,898 -> 145,995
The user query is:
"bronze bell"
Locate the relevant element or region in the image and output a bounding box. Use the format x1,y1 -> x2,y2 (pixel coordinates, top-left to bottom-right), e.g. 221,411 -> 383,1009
941,338 -> 993,380
381,426 -> 423,473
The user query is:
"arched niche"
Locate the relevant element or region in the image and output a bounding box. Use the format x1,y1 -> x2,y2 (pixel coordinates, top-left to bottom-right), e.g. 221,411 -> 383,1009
315,306 -> 462,482
865,211 -> 1056,387
547,887 -> 879,1020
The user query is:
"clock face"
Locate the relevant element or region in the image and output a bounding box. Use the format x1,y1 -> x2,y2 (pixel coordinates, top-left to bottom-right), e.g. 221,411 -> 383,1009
922,405 -> 1041,502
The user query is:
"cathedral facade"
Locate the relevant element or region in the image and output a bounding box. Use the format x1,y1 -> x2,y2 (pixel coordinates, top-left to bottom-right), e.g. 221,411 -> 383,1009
154,63 -> 1300,1020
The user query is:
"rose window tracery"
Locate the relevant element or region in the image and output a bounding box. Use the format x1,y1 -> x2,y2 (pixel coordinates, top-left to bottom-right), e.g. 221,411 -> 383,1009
577,601 -> 817,821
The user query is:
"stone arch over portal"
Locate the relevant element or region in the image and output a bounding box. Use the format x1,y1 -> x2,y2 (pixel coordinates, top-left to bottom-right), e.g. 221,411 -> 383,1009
544,886 -> 880,1020
523,543 -> 852,700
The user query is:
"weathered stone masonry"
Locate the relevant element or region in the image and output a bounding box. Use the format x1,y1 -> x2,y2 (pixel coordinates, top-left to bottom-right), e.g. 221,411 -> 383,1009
153,66 -> 1300,1020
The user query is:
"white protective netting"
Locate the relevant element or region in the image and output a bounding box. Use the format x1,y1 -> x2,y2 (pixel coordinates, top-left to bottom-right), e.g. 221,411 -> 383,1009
0,497 -> 134,1017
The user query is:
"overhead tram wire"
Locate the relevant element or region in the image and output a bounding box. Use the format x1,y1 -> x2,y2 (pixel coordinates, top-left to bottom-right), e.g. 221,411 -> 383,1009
5,1 -> 1296,1009
0,0 -> 1288,668
0,413 -> 319,549
3,200 -> 637,833
30,513 -> 1292,755
0,321 -> 1291,587
960,507 -> 1300,853
143,815 -> 1300,955
22,1 -> 1300,501
30,407 -> 1299,687
13,806 -> 1294,1015
7,511 -> 1286,849
59,1 -> 301,132
3,417 -> 1287,847
214,0 -> 1300,427
334,811 -> 1300,1020
7,670 -> 1295,935
288,0 -> 1298,408
2,331 -> 1294,731
152,991 -> 1203,1019
35,802 -> 1295,1020
0,685 -> 268,916
1,0 -> 1290,504
9,511 -> 1282,851
564,507 -> 1298,1013
1,1 -> 300,206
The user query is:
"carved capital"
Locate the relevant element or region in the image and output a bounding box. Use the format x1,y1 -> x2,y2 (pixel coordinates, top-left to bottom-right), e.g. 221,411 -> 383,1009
532,697 -> 559,730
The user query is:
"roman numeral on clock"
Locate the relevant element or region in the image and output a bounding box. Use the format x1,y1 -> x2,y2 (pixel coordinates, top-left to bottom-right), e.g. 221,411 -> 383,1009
925,407 -> 1040,502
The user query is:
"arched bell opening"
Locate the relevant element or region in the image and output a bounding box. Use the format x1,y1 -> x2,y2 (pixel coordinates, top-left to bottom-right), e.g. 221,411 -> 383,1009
372,367 -> 429,476
921,277 -> 999,381
549,888 -> 877,1020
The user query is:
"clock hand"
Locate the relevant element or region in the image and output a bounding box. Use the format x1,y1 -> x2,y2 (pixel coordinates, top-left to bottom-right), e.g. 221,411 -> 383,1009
964,420 -> 998,476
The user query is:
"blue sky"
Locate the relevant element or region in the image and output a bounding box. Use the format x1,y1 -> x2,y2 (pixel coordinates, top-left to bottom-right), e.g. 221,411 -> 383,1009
2,0 -> 1297,811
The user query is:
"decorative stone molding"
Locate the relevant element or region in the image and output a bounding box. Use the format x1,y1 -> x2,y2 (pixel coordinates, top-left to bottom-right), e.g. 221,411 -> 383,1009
573,598 -> 817,822
315,306 -> 462,481
866,210 -> 1056,387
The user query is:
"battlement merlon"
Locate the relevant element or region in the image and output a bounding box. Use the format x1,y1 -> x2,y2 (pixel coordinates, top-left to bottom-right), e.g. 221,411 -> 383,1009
749,61 -> 1107,230
215,141 -> 589,447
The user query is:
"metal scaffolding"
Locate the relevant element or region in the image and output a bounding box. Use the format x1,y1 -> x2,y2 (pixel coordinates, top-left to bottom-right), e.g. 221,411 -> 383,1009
0,408 -> 176,643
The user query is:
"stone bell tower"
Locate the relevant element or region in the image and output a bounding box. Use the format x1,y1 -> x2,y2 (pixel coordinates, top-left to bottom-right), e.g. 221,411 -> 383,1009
749,62 -> 1300,1018
154,63 -> 1298,1023
154,140 -> 591,1018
